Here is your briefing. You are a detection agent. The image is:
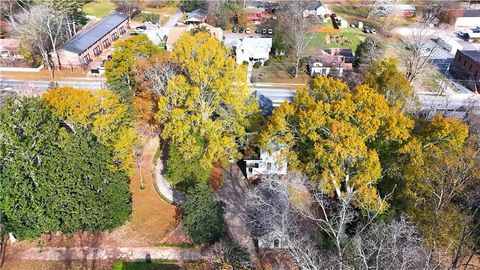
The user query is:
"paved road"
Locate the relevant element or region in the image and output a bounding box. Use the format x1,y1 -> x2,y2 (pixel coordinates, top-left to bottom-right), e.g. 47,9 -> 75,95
0,79 -> 104,90
251,85 -> 480,117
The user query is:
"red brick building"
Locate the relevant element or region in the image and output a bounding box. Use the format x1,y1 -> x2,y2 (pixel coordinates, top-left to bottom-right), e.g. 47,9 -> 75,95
451,50 -> 480,93
55,13 -> 129,69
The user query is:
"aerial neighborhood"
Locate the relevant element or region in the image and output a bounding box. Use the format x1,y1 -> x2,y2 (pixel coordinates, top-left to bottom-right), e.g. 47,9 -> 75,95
0,0 -> 479,270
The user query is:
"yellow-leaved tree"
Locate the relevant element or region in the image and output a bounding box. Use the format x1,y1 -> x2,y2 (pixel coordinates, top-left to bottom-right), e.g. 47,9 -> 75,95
157,32 -> 259,173
260,76 -> 414,211
43,86 -> 136,174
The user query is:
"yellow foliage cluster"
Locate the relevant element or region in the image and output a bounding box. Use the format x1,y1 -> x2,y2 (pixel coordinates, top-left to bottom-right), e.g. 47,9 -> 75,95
261,76 -> 414,211
43,87 -> 136,174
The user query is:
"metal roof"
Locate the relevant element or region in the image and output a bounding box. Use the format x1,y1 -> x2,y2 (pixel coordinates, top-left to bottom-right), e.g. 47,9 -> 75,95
462,50 -> 480,62
63,13 -> 128,54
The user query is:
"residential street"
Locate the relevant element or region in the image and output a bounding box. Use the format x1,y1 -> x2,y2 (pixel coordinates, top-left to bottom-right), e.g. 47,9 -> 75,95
0,79 -> 104,90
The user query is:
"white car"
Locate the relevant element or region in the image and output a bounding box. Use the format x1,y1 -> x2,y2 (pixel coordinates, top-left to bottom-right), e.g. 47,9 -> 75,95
245,28 -> 251,34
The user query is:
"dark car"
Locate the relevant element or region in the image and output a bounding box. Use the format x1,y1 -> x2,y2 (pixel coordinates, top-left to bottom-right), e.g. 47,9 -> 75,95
136,25 -> 147,30
130,32 -> 140,36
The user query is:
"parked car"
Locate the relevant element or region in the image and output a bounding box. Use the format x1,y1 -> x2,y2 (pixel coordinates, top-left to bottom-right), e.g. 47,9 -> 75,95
136,25 -> 147,30
268,29 -> 273,35
363,26 -> 372,34
245,27 -> 251,34
130,31 -> 140,36
371,28 -> 377,34
232,27 -> 238,33
261,29 -> 267,34
239,26 -> 244,33
255,28 -> 260,34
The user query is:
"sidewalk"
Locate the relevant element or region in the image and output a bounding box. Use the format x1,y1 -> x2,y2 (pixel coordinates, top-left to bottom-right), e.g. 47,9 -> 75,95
1,68 -> 105,82
18,246 -> 205,261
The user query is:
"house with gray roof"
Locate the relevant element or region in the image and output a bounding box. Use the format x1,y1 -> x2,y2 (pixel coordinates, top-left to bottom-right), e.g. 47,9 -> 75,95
185,8 -> 207,25
54,13 -> 130,68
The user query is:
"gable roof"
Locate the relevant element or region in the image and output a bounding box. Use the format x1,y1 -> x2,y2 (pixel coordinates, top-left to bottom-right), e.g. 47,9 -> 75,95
309,49 -> 352,70
237,37 -> 272,59
306,1 -> 323,11
63,13 -> 128,54
186,8 -> 207,22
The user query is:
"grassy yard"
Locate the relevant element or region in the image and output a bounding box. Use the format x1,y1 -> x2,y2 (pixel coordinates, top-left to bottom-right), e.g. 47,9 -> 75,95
83,0 -> 116,18
252,57 -> 311,84
112,260 -> 205,270
306,28 -> 367,53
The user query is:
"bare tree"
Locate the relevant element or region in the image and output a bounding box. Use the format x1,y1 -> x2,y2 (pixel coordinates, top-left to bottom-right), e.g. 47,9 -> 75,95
400,23 -> 439,84
277,1 -> 312,78
364,0 -> 396,19
246,173 -> 433,270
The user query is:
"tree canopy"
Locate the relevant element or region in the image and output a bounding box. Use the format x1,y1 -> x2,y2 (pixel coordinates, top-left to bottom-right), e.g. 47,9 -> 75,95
0,97 -> 131,239
105,34 -> 159,103
260,76 -> 414,211
157,32 -> 259,174
181,186 -> 225,244
364,58 -> 412,108
43,86 -> 136,174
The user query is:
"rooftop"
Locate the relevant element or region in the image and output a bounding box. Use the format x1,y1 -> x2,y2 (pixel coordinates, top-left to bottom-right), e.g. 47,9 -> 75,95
237,37 -> 272,58
186,8 -> 207,22
460,9 -> 480,17
306,1 -> 323,11
62,13 -> 128,54
462,50 -> 480,62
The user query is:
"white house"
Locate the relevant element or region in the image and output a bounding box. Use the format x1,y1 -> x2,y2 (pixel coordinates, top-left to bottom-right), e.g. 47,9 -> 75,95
455,10 -> 480,28
244,144 -> 287,179
235,37 -> 272,64
257,232 -> 288,249
303,1 -> 332,18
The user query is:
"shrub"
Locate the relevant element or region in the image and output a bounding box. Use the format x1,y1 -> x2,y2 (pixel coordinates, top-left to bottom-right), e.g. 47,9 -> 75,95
263,59 -> 271,66
253,61 -> 262,69
242,60 -> 249,65
182,186 -> 225,244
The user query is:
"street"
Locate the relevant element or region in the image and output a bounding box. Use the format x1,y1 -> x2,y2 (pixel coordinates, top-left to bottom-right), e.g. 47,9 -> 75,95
0,79 -> 104,90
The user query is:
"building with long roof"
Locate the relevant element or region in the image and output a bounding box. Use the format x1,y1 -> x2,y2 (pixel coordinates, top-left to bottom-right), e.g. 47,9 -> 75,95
55,13 -> 129,68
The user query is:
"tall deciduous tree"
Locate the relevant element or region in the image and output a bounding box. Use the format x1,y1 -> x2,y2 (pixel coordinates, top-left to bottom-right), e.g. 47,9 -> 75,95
260,76 -> 414,211
0,97 -> 131,239
364,58 -> 413,108
395,115 -> 479,259
277,1 -> 312,78
43,86 -> 136,174
157,32 -> 259,172
105,34 -> 159,103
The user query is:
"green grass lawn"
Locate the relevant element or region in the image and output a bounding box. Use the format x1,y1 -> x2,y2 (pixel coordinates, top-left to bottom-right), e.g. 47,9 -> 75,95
306,28 -> 367,53
112,260 -> 204,270
83,0 -> 116,18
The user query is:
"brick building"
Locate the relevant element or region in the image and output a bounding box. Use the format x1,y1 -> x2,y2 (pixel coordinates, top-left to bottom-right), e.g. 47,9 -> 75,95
55,13 -> 129,69
451,50 -> 480,93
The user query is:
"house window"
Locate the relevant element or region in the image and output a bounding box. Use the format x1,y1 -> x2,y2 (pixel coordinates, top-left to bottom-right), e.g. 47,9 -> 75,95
267,162 -> 272,170
102,39 -> 110,49
469,64 -> 473,70
253,163 -> 259,168
458,56 -> 462,62
464,60 -> 467,66
111,32 -> 119,41
273,239 -> 280,248
248,167 -> 253,173
82,54 -> 91,64
119,26 -> 126,35
93,46 -> 101,56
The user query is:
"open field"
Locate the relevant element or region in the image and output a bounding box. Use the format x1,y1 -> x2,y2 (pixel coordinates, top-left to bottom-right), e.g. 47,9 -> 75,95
306,27 -> 367,53
83,0 -> 116,18
251,57 -> 311,84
